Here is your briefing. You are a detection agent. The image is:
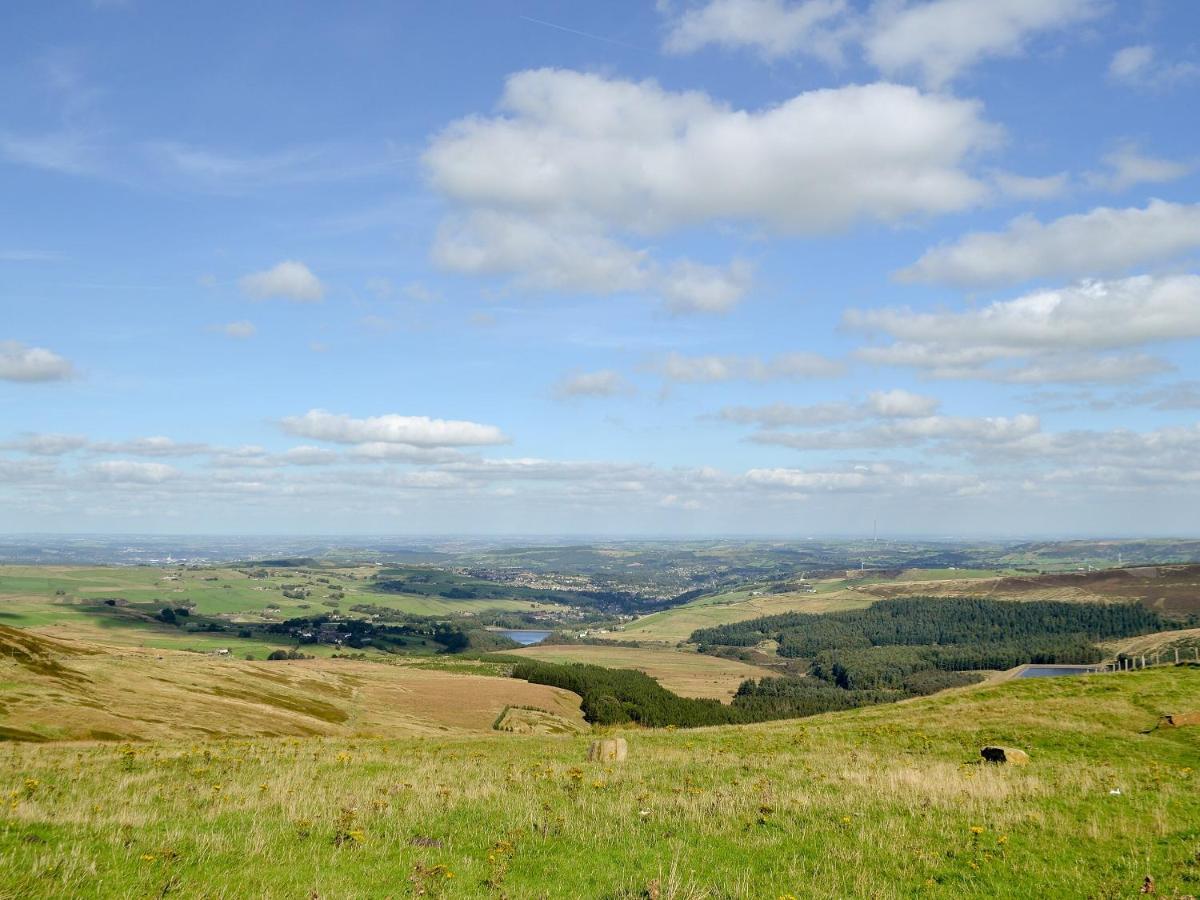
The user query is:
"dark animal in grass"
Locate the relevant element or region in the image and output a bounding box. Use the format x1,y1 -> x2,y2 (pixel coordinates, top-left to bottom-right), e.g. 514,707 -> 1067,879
981,746 -> 1030,765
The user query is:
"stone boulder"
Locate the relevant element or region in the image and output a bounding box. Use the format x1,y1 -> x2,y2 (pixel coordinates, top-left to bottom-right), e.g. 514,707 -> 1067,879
588,737 -> 628,762
981,746 -> 1030,765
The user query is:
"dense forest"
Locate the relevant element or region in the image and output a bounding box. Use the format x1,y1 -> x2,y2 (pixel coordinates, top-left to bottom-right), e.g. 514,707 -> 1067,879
691,597 -> 1169,655
509,660 -> 918,727
689,596 -> 1172,695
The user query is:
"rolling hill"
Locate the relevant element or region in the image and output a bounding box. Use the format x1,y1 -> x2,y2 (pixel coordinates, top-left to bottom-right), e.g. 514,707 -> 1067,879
0,625 -> 583,741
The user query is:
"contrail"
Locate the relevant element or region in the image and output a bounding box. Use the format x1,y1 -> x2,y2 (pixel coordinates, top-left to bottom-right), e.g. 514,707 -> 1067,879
518,15 -> 643,51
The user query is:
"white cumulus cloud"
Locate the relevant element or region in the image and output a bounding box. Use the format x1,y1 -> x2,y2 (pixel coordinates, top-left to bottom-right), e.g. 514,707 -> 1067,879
662,0 -> 850,61
238,260 -> 325,302
717,389 -> 939,427
425,69 -> 996,310
1086,144 -> 1195,193
280,409 -> 509,447
898,200 -> 1200,288
864,0 -> 1106,89
661,0 -> 1104,89
427,70 -> 995,234
1108,44 -> 1200,88
849,275 -> 1200,383
0,341 -> 75,382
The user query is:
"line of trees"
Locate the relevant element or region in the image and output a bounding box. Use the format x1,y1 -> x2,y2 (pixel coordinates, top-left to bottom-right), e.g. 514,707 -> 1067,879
509,660 -> 960,728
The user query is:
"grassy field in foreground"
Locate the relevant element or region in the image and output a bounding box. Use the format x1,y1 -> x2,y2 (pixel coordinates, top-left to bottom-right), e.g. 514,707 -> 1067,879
498,644 -> 779,701
0,666 -> 1196,898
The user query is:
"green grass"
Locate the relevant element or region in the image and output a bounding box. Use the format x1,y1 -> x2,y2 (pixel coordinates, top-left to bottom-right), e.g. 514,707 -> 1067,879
1,666 -> 1196,898
0,566 -> 565,620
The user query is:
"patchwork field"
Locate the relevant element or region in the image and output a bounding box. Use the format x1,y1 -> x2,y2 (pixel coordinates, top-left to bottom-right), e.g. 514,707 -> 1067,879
497,644 -> 779,701
0,626 -> 584,741
0,665 -> 1196,897
0,564 -> 567,658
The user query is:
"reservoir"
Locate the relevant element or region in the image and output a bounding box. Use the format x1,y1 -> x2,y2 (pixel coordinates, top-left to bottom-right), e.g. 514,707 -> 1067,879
498,629 -> 552,646
1017,665 -> 1100,678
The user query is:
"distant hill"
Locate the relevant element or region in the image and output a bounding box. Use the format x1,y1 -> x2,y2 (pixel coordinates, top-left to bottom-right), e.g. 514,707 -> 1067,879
856,564 -> 1200,618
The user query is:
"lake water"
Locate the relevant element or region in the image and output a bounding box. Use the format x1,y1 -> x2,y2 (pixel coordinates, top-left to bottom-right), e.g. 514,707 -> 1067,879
498,629 -> 552,646
1017,665 -> 1100,678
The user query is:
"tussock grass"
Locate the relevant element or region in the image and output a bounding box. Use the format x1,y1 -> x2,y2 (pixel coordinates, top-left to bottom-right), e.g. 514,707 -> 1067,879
1,667 -> 1197,897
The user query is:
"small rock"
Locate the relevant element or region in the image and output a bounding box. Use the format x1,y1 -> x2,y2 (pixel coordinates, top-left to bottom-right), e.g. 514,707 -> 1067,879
981,746 -> 1030,765
587,737 -> 628,762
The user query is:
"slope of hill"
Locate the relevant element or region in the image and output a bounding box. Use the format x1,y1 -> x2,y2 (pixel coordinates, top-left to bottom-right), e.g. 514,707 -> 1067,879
854,564 -> 1200,616
607,564 -> 1200,647
1,662 -> 1196,897
0,626 -> 583,741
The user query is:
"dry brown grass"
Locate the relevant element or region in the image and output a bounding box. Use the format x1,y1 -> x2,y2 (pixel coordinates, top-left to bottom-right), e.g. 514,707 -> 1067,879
499,644 -> 778,700
0,626 -> 583,741
1105,626 -> 1200,658
604,591 -> 872,644
855,565 -> 1200,618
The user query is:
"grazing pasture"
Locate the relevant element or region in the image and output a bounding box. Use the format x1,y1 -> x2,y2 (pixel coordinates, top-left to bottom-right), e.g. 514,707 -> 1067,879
0,666 -> 1195,897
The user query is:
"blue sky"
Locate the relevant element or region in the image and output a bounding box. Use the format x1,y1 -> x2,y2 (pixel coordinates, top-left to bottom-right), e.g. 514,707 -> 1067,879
2,0 -> 1199,536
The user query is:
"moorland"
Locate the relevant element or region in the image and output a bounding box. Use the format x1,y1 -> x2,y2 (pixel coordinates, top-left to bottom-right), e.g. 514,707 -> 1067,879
1,537 -> 1199,897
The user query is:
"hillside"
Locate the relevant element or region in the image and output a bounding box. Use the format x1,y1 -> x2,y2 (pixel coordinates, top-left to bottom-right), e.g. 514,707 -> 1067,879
0,626 -> 583,741
855,564 -> 1200,616
608,564 -> 1200,646
1,662 -> 1197,897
